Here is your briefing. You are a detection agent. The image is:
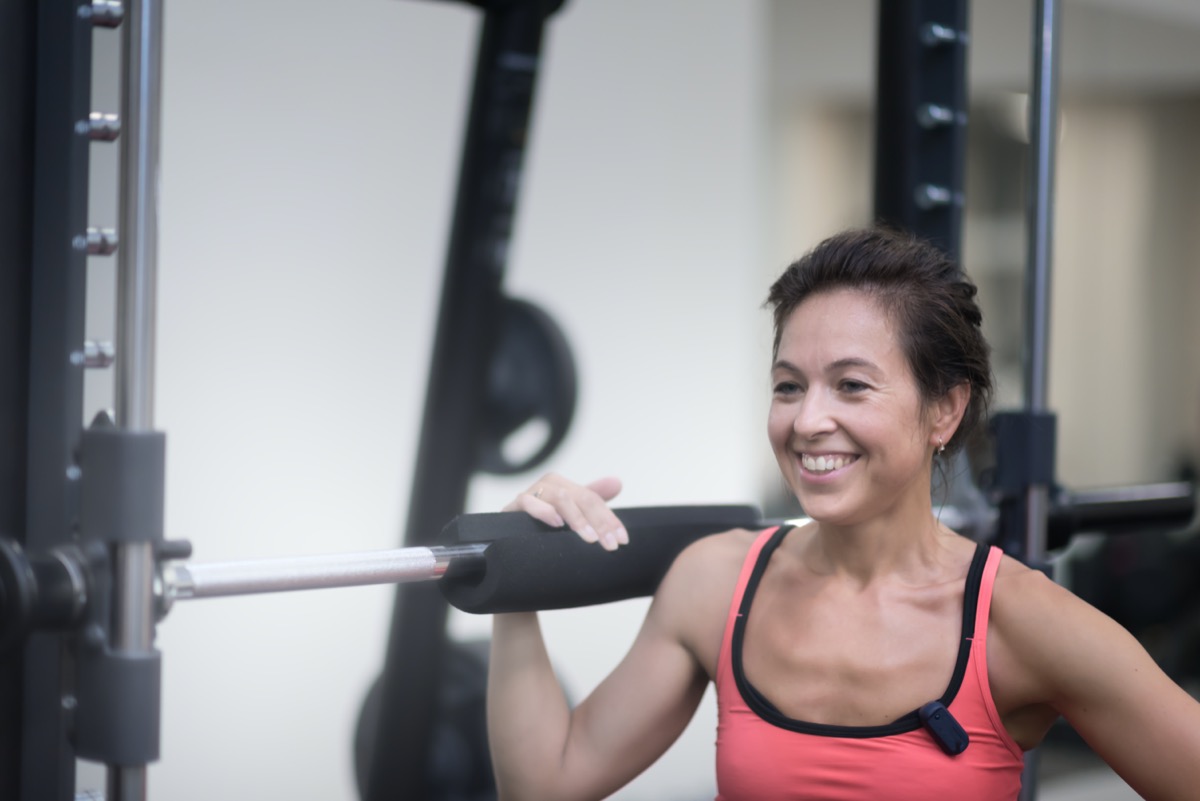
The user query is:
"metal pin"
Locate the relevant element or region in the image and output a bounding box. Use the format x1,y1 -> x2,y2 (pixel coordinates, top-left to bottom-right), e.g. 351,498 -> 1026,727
917,103 -> 957,129
70,341 -> 116,369
79,0 -> 124,27
74,228 -> 119,256
915,184 -> 954,210
78,113 -> 121,142
920,23 -> 960,47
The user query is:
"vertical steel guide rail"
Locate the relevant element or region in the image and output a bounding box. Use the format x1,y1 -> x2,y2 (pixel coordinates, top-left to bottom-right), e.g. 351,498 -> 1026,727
1023,0 -> 1061,565
1019,1 -> 1062,800
109,1 -> 163,799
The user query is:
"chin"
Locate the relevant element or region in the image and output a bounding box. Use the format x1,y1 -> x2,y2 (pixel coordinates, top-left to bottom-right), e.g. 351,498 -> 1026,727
805,509 -> 857,527
795,497 -> 843,524
796,493 -> 867,527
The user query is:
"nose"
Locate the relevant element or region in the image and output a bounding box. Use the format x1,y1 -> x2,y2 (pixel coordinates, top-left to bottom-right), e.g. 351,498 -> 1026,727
792,387 -> 836,441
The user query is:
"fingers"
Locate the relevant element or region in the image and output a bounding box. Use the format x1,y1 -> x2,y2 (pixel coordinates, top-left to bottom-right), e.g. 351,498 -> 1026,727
509,474 -> 629,552
585,475 -> 623,502
503,490 -> 566,530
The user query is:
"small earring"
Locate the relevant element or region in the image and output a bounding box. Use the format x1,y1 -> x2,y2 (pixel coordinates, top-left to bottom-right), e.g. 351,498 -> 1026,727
937,437 -> 945,455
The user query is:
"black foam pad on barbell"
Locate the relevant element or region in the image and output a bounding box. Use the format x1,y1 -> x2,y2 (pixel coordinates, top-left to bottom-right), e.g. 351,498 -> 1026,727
438,505 -> 762,614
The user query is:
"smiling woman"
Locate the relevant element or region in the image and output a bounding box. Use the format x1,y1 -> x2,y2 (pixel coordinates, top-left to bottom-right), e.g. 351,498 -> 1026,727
765,227 -> 990,528
769,288 -> 944,528
486,226 -> 1200,801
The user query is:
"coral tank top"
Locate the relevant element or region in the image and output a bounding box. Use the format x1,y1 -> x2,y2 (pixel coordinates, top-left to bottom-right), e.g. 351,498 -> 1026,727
715,527 -> 1025,800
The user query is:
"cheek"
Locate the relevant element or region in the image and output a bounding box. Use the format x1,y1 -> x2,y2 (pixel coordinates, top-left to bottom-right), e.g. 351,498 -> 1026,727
874,394 -> 928,441
766,405 -> 792,447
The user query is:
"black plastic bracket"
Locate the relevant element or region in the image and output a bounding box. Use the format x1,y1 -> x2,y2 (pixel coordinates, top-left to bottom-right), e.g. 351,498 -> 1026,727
68,421 -> 167,766
74,648 -> 161,765
69,543 -> 160,765
989,410 -> 1057,566
79,426 -> 166,546
990,410 -> 1057,496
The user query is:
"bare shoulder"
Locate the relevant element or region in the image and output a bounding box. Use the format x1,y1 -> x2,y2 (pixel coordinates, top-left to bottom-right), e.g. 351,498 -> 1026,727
990,553 -> 1114,646
990,554 -> 1100,658
671,527 -> 759,576
656,527 -> 759,610
988,550 -> 1161,703
990,551 -> 1052,607
651,527 -> 763,674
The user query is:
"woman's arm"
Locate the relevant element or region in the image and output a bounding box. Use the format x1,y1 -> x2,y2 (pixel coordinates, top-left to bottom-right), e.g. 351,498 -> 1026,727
488,594 -> 709,800
991,563 -> 1200,801
485,474 -> 716,801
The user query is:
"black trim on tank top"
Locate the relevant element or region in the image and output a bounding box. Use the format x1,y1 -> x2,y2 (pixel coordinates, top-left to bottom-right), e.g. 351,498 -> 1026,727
731,526 -> 989,738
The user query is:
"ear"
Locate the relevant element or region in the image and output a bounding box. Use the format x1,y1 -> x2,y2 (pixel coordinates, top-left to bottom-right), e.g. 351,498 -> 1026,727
930,383 -> 970,449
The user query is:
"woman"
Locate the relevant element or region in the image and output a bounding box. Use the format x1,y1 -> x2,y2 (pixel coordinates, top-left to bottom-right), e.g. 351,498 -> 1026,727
486,227 -> 1200,800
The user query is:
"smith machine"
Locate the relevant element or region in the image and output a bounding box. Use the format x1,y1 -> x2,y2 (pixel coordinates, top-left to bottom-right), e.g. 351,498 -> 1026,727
1,1 -> 1195,800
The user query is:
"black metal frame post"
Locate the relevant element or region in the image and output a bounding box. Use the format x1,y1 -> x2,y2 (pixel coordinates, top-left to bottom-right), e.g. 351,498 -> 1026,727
16,2 -> 106,799
874,0 -> 970,262
365,2 -> 564,799
0,0 -> 39,797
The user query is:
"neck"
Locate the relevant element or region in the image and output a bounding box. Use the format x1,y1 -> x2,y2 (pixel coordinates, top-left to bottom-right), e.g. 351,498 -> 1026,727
801,485 -> 958,586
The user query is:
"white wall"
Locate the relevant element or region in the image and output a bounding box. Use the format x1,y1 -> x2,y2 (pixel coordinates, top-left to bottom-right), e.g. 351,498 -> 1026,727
83,1 -> 769,799
1051,97 -> 1200,487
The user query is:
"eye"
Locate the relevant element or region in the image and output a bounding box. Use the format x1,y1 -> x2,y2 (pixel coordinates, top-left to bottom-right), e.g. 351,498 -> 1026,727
839,379 -> 870,393
773,380 -> 803,396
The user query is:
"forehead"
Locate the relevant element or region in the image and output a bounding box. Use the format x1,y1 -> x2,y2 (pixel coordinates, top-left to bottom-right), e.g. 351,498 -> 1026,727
776,288 -> 905,368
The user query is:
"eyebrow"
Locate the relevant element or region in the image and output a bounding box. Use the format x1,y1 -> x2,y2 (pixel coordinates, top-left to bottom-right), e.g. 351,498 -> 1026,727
828,357 -> 881,373
771,357 -> 882,374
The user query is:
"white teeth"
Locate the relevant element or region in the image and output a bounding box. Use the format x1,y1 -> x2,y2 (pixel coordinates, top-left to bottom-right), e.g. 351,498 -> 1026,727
802,454 -> 852,473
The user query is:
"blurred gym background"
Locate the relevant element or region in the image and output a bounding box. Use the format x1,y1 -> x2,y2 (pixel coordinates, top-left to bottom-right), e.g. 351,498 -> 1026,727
69,0 -> 1199,798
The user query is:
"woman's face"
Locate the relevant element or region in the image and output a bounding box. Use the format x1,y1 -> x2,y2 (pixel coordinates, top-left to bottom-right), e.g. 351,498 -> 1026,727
768,288 -> 936,527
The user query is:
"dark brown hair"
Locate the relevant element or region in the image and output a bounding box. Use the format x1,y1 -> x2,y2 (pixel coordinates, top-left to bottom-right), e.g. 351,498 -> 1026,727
766,227 -> 993,456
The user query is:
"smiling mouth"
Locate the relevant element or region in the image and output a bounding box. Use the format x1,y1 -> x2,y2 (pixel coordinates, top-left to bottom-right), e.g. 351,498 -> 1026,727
800,454 -> 858,474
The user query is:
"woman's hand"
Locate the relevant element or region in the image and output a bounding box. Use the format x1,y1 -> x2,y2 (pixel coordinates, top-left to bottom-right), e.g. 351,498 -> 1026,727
503,473 -> 629,551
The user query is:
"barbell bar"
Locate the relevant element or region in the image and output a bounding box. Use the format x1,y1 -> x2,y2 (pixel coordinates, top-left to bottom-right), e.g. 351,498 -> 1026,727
2,487 -> 1195,652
